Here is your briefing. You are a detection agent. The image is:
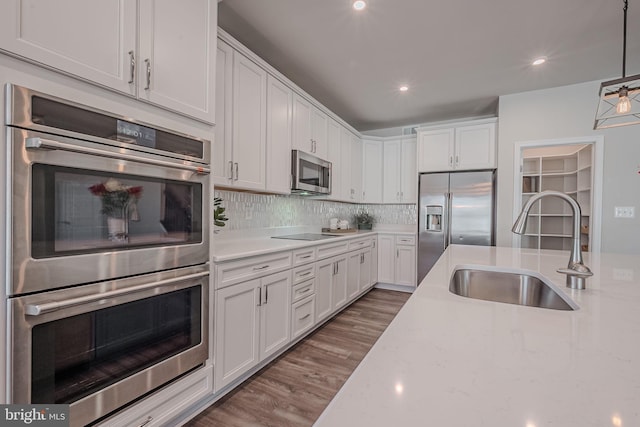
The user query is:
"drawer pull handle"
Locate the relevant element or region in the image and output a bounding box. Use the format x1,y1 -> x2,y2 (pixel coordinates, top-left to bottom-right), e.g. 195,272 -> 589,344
300,255 -> 312,259
298,288 -> 312,295
138,416 -> 153,427
299,271 -> 312,277
253,265 -> 270,271
300,313 -> 311,320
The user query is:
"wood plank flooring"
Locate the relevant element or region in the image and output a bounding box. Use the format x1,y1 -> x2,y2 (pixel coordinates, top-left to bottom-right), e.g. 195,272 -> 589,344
186,288 -> 410,427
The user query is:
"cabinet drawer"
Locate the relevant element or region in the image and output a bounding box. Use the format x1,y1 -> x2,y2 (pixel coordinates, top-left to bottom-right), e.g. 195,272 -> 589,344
292,263 -> 315,284
98,366 -> 212,427
316,241 -> 349,259
292,278 -> 315,303
291,295 -> 315,339
348,237 -> 371,250
396,235 -> 416,245
292,247 -> 316,265
216,251 -> 292,289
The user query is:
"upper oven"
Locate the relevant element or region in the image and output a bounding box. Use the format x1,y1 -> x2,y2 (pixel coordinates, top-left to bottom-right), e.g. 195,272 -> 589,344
5,84 -> 211,296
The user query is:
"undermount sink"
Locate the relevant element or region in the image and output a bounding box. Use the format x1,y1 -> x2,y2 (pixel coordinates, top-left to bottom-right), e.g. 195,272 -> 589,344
449,266 -> 578,311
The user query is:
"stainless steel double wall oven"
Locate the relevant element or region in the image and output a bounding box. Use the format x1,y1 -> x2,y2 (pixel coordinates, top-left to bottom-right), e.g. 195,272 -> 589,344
5,84 -> 211,426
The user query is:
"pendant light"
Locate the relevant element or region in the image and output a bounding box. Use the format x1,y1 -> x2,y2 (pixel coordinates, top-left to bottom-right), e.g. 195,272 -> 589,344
594,0 -> 640,129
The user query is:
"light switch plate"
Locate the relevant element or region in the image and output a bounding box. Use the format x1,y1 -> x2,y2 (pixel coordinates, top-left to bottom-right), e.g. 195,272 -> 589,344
614,206 -> 635,218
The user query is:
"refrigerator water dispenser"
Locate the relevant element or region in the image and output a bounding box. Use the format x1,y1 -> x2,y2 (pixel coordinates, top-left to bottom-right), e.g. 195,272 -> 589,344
425,206 -> 443,231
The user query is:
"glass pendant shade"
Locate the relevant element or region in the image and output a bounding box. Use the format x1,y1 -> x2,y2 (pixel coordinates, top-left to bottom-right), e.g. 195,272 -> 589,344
594,74 -> 640,129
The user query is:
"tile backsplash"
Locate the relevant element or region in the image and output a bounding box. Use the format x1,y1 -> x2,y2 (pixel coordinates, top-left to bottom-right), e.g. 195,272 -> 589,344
214,190 -> 417,231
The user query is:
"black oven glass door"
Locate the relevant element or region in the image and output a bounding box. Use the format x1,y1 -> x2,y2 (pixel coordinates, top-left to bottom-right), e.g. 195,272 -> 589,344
30,285 -> 202,404
31,165 -> 203,258
299,158 -> 329,188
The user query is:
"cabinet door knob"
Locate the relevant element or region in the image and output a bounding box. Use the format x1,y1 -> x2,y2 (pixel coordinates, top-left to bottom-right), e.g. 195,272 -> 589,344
234,162 -> 239,181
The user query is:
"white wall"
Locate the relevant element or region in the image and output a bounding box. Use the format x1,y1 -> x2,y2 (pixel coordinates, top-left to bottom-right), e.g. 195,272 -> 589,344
497,80 -> 640,254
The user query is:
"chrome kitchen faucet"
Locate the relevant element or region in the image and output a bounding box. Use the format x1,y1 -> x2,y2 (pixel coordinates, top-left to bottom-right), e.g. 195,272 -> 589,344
512,191 -> 593,290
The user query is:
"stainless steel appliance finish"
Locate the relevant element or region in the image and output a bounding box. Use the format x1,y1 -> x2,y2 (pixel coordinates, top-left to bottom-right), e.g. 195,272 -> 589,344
9,265 -> 209,427
512,190 -> 593,290
291,149 -> 332,194
418,171 -> 496,283
5,84 -> 211,296
272,233 -> 337,241
449,265 -> 578,311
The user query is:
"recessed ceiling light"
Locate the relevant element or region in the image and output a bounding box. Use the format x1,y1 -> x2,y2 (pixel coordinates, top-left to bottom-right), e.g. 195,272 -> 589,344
353,1 -> 366,11
532,57 -> 546,66
399,85 -> 409,92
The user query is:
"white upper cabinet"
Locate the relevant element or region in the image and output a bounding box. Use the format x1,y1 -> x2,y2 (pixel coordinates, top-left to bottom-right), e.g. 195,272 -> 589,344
0,0 -> 137,94
362,139 -> 383,203
350,135 -> 363,203
137,0 -> 217,123
231,52 -> 267,190
382,136 -> 417,203
326,119 -> 343,201
292,94 -> 328,158
417,119 -> 496,172
339,127 -> 353,202
0,0 -> 217,123
214,40 -> 267,190
265,75 -> 293,194
213,40 -> 234,184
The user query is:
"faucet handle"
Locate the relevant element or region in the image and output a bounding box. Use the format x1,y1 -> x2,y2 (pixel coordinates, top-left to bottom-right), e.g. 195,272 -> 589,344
557,268 -> 593,278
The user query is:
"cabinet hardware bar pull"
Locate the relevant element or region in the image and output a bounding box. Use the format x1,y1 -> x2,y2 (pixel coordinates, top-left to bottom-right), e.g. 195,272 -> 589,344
301,255 -> 312,259
455,155 -> 459,165
137,416 -> 153,427
298,288 -> 312,295
449,156 -> 453,166
229,161 -> 234,179
265,286 -> 268,304
299,271 -> 312,277
128,50 -> 135,84
25,271 -> 209,316
396,249 -> 399,258
234,162 -> 239,180
253,265 -> 270,271
300,313 -> 311,320
144,59 -> 151,90
25,137 -> 210,174
257,287 -> 262,306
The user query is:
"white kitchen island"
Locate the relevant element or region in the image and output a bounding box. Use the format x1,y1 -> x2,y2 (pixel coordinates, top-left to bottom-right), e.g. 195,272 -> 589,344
314,245 -> 640,427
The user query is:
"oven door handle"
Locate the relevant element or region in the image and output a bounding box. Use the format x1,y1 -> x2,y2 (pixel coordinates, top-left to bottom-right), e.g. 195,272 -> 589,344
24,271 -> 209,316
25,137 -> 211,175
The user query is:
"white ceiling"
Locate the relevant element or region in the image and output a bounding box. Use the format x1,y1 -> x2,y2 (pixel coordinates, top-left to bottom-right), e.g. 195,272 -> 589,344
218,0 -> 640,131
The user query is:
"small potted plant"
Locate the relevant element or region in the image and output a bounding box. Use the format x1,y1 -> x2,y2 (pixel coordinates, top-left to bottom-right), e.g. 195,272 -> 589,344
354,212 -> 374,230
214,197 -> 229,228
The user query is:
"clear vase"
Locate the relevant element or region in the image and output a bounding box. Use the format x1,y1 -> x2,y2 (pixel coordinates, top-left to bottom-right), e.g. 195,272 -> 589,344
107,205 -> 129,243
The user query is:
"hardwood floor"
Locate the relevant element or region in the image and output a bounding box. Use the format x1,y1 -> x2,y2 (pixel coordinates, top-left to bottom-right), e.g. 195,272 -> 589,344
186,288 -> 410,427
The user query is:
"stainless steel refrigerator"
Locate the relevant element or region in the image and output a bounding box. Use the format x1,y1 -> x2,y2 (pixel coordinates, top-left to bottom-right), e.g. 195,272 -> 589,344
418,170 -> 496,283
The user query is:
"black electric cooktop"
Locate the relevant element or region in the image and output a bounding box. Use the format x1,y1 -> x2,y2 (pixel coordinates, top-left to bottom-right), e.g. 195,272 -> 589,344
271,233 -> 337,241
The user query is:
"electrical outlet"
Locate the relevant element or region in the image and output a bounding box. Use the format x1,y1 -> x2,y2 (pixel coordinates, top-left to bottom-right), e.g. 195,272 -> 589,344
614,206 -> 635,218
613,268 -> 634,281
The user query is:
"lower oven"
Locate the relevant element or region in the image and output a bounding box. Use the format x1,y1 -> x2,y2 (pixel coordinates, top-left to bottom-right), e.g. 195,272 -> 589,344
8,265 -> 209,427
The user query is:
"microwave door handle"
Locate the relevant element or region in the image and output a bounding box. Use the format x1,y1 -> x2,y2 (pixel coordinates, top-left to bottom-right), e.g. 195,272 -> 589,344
25,137 -> 211,175
24,271 -> 209,316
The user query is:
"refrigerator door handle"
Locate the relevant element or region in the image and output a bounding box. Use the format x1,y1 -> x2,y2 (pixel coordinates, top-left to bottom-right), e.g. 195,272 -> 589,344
446,192 -> 452,249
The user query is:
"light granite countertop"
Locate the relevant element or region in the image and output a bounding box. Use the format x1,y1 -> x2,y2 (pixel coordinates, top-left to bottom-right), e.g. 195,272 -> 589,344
314,244 -> 640,427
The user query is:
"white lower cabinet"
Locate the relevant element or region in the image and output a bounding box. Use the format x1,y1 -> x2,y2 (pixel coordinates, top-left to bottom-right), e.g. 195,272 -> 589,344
347,248 -> 372,300
316,255 -> 347,322
214,270 -> 291,391
377,234 -> 417,287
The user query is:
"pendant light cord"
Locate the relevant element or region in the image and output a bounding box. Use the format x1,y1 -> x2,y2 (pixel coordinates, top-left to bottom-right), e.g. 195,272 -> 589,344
623,0 -> 628,78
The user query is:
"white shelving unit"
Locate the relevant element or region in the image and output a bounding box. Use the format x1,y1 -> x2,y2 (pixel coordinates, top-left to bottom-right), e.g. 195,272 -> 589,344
520,144 -> 592,251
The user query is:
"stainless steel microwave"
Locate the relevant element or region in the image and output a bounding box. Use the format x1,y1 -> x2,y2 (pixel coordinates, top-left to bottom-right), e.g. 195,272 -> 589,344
291,149 -> 332,195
